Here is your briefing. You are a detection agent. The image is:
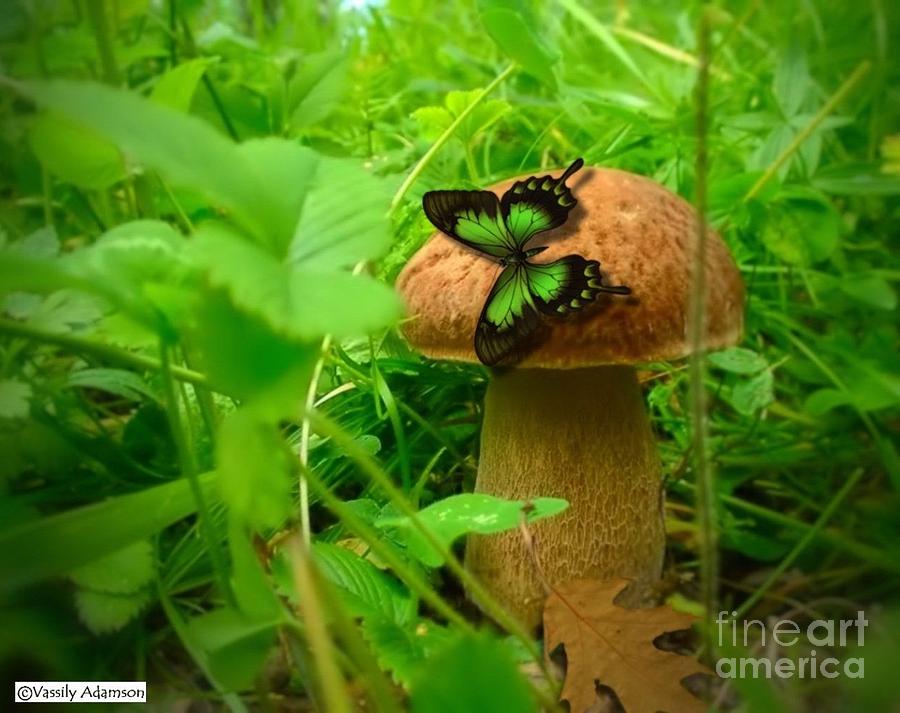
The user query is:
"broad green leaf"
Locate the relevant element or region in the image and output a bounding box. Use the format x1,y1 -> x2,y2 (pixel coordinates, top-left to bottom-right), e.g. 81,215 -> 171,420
444,90 -> 510,144
186,290 -> 317,416
707,347 -> 768,374
74,588 -> 150,635
0,470 -> 217,594
377,494 -> 568,567
289,157 -> 392,269
730,370 -> 775,416
217,411 -> 292,530
24,290 -> 103,333
151,58 -> 214,112
288,51 -> 350,131
311,542 -> 415,625
362,616 -> 451,687
478,1 -> 558,88
69,540 -> 155,594
409,632 -> 537,713
804,388 -> 851,416
65,368 -> 160,403
761,191 -> 841,265
16,80 -> 270,244
838,275 -> 897,310
411,106 -> 453,141
229,523 -> 283,620
191,224 -> 401,340
187,606 -> 278,692
28,112 -> 124,189
0,379 -> 32,420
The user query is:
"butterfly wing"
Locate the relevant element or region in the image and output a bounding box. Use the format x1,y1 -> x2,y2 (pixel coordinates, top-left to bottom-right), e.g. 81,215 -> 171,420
525,255 -> 631,317
500,158 -> 584,249
474,264 -> 541,365
422,190 -> 515,259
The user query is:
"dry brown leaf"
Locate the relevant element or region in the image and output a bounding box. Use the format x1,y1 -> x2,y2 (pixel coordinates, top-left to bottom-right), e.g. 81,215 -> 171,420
544,578 -> 709,713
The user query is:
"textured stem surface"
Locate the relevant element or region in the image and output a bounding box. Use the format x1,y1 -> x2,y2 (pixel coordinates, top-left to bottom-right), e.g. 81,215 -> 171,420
466,366 -> 665,630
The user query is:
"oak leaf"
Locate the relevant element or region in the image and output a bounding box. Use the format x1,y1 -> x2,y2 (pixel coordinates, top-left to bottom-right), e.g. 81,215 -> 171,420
544,579 -> 708,713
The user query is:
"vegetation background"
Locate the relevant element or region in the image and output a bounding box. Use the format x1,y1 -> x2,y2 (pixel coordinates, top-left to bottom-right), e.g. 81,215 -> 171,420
0,0 -> 897,710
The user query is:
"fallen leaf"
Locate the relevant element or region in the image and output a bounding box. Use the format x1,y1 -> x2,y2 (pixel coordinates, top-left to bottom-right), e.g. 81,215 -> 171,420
544,579 -> 708,713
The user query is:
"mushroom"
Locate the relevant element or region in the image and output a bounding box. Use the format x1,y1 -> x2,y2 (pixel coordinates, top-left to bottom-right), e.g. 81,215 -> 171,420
396,166 -> 744,630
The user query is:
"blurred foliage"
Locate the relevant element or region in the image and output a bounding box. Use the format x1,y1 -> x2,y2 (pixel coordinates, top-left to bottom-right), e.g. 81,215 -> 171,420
0,0 -> 897,710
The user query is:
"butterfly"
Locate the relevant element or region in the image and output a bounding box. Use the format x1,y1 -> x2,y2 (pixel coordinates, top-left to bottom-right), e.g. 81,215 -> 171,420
422,158 -> 631,365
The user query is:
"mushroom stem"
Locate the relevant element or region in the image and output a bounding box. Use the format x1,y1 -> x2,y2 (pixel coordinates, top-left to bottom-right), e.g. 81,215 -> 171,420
466,365 -> 666,630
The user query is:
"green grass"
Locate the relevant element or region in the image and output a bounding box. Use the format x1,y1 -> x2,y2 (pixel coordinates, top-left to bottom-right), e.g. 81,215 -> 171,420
0,0 -> 898,710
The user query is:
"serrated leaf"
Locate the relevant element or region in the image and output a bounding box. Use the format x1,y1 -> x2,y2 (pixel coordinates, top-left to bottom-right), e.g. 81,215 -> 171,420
707,347 -> 768,374
0,380 -> 32,420
377,494 -> 568,567
363,616 -> 451,687
190,224 -> 401,340
75,588 -> 150,635
288,158 -> 392,269
411,106 -> 453,140
312,542 -> 415,625
409,632 -> 536,713
26,290 -> 104,332
730,369 -> 775,415
68,540 -> 155,593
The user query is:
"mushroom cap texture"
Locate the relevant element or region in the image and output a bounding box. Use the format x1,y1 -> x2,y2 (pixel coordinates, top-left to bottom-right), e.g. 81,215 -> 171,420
396,166 -> 745,368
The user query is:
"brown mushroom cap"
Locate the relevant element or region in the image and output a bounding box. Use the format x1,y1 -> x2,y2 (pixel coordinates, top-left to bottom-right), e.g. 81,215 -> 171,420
396,166 -> 744,368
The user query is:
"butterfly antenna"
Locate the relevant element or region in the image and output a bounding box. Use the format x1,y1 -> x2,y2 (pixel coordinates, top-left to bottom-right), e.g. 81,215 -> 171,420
558,157 -> 585,184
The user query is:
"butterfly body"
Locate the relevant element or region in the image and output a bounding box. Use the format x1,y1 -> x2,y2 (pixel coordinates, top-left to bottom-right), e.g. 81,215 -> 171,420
422,159 -> 631,365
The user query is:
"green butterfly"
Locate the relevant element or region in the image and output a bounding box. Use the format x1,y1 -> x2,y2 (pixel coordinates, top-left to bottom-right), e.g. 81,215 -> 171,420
422,158 -> 631,365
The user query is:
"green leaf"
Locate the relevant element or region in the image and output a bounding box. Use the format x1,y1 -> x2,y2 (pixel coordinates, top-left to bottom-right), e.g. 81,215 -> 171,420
730,370 -> 775,416
804,388 -> 851,416
187,606 -> 278,692
773,43 -> 810,118
69,540 -> 155,594
813,162 -> 900,195
288,51 -> 350,131
289,157 -> 392,269
362,616 -> 451,687
0,471 -> 217,594
28,112 -> 124,189
65,368 -> 160,403
190,224 -> 401,340
74,588 -> 150,635
838,275 -> 897,310
478,1 -> 558,88
761,190 -> 841,265
409,632 -> 537,713
444,90 -> 510,144
16,80 -> 272,246
217,411 -> 292,530
312,542 -> 415,625
411,106 -> 453,141
377,494 -> 568,567
707,347 -> 768,374
151,58 -> 214,112
0,379 -> 32,420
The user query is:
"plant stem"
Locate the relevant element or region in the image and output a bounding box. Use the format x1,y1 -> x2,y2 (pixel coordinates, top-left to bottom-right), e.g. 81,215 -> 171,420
86,0 -> 121,85
689,9 -> 718,650
285,534 -> 353,713
159,340 -> 233,606
0,318 -> 207,387
744,60 -> 871,202
390,63 -> 516,212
